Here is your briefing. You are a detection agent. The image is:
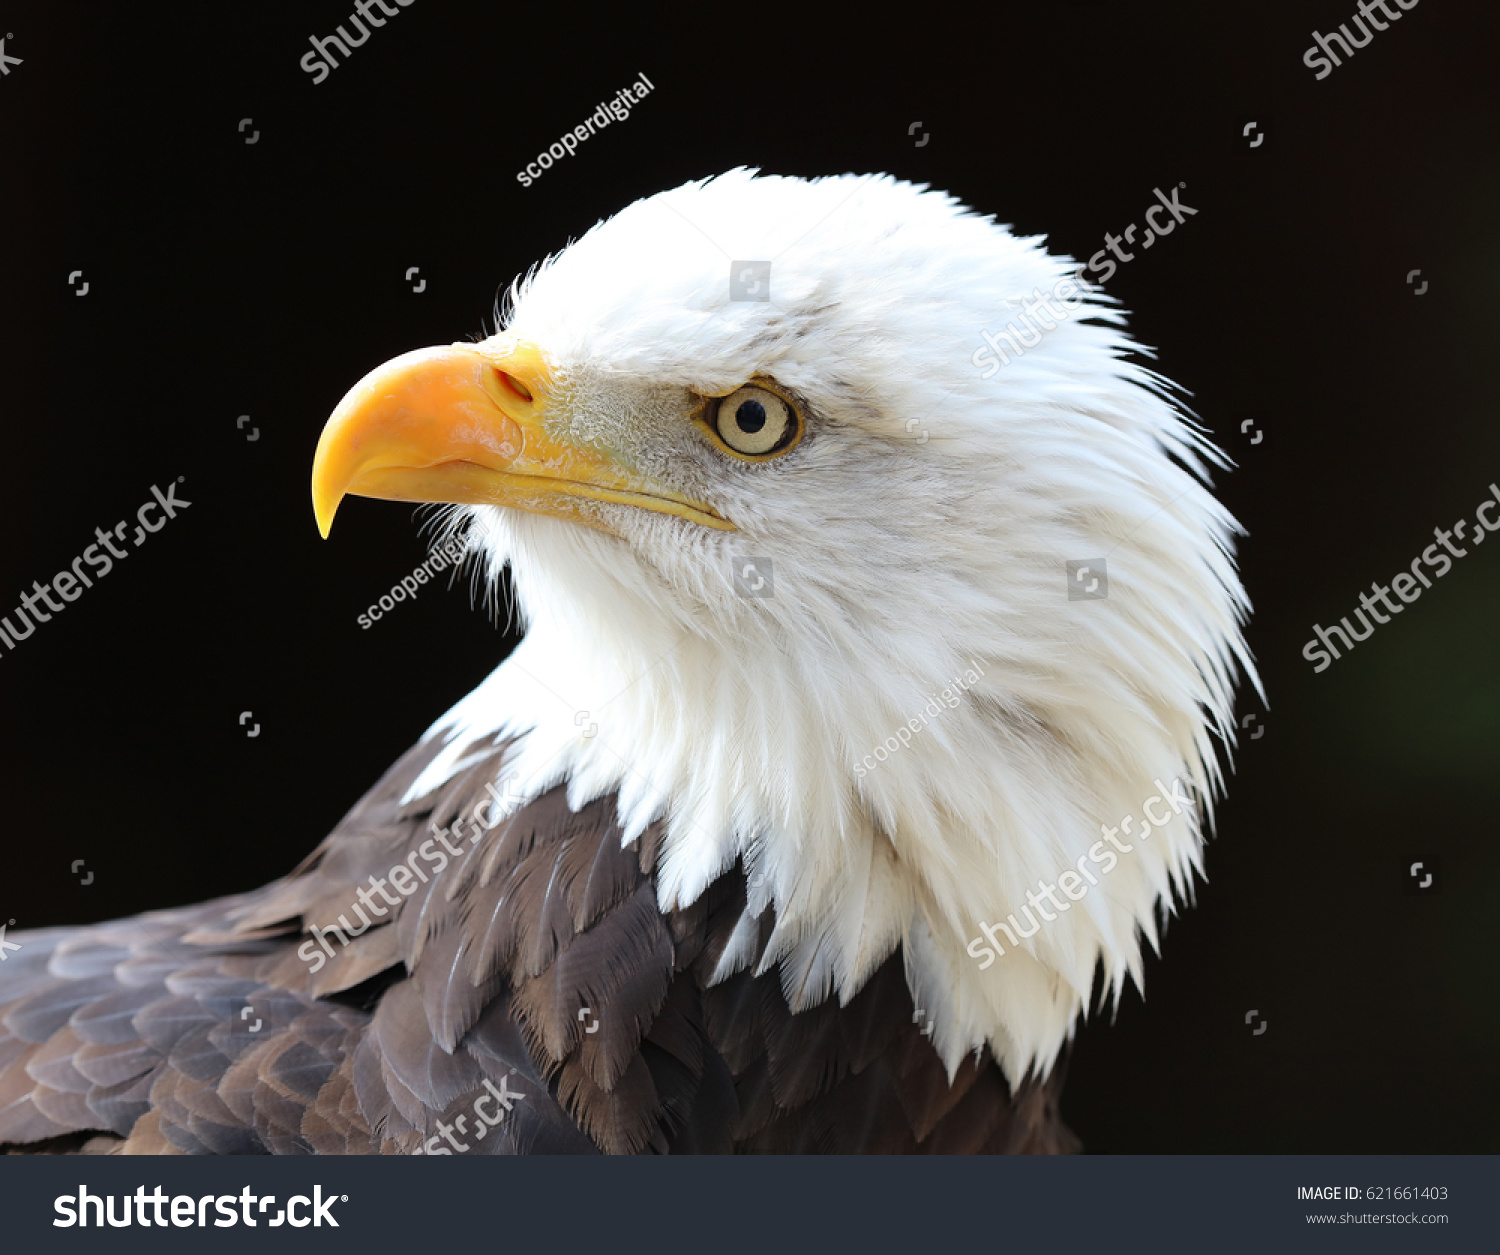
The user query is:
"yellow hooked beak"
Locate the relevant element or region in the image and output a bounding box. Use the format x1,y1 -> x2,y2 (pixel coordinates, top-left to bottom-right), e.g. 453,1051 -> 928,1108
311,339 -> 733,538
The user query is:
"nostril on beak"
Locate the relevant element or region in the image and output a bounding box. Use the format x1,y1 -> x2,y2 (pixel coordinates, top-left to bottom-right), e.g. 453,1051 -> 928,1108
497,371 -> 533,403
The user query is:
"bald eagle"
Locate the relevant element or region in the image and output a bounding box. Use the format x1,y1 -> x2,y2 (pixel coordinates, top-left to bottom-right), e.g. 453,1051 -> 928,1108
0,170 -> 1255,1154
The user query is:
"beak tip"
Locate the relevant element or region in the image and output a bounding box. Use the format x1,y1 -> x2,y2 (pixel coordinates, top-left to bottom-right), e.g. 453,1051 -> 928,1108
313,490 -> 341,540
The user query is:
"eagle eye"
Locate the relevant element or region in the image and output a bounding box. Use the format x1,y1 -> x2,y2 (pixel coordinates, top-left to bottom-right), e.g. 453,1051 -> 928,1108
708,383 -> 801,458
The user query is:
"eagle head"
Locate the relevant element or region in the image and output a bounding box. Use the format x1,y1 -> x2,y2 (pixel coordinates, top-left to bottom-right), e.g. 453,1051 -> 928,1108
311,168 -> 1257,1081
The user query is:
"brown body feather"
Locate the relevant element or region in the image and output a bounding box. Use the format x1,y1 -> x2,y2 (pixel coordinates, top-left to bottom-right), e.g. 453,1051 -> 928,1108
0,736 -> 1078,1155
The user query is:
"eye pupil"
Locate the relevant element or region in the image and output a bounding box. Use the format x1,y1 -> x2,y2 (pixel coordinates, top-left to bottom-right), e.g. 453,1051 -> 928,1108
736,400 -> 767,433
709,384 -> 800,458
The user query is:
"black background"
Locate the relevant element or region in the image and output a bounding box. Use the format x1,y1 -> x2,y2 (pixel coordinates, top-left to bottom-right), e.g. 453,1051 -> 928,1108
1,1 -> 1496,1153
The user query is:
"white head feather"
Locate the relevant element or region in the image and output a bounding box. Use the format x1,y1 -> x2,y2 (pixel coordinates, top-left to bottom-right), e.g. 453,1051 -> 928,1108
404,169 -> 1258,1081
